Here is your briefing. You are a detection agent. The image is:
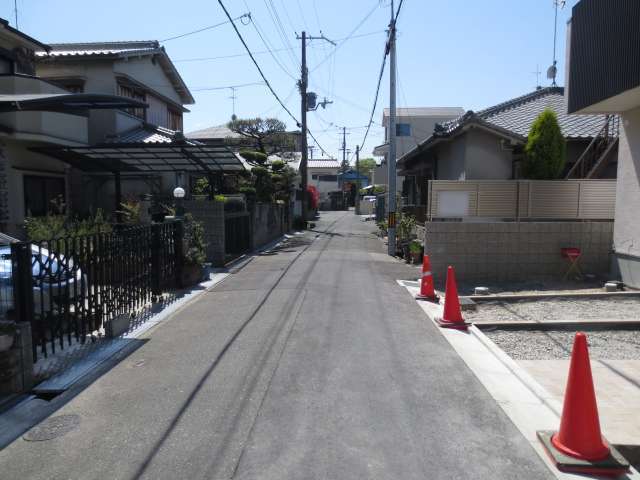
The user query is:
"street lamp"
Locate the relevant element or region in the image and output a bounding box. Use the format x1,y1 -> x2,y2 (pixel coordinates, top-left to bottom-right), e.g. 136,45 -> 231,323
173,186 -> 185,217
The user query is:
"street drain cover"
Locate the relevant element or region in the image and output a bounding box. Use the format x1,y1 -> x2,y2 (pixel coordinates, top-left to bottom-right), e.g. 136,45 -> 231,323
23,414 -> 80,442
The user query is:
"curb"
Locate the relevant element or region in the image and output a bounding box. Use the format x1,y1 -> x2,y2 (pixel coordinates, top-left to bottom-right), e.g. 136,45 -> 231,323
469,290 -> 640,302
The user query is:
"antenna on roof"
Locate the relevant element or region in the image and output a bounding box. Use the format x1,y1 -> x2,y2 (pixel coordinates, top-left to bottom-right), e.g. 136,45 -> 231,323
532,64 -> 542,90
548,0 -> 566,87
14,0 -> 18,29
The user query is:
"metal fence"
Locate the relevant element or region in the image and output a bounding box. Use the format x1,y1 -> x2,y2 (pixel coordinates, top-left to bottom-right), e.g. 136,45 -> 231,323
10,221 -> 184,362
427,180 -> 616,220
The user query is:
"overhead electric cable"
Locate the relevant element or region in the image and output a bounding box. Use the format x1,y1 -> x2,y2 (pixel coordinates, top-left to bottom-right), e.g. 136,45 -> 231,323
160,13 -> 250,42
217,0 -> 330,157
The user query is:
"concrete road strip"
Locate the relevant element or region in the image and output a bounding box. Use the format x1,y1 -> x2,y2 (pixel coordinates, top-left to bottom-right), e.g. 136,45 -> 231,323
397,280 -> 640,480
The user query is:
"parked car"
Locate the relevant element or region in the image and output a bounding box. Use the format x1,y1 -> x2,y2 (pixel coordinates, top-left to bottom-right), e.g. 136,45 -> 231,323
0,242 -> 85,318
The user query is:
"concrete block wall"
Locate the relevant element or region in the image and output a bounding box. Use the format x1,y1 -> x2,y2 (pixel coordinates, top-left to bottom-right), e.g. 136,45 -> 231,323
183,200 -> 225,267
252,203 -> 285,249
424,221 -> 613,283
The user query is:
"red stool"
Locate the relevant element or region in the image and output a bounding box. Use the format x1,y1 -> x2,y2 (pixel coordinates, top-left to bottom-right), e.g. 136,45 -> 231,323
561,247 -> 583,281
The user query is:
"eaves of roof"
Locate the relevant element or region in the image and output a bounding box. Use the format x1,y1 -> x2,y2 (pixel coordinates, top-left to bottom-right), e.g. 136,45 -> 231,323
0,18 -> 49,51
36,42 -> 194,106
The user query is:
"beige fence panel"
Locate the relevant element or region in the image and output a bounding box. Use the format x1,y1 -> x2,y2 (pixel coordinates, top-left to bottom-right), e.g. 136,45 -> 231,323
578,180 -> 616,219
477,182 -> 518,217
528,181 -> 580,218
427,180 -> 615,220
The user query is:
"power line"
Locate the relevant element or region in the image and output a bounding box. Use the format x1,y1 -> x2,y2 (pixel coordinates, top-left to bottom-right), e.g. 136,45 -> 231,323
191,81 -> 265,92
351,46 -> 388,161
310,2 -> 381,73
160,13 -> 250,42
248,14 -> 298,79
173,31 -> 384,63
217,0 -> 330,157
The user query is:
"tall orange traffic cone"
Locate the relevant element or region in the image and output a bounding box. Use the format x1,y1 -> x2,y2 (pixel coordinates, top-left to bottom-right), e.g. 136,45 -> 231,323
537,332 -> 630,476
437,266 -> 469,330
416,255 -> 438,302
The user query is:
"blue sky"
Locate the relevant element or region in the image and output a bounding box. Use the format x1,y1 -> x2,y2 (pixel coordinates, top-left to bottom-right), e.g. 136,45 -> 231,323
2,0 -> 576,161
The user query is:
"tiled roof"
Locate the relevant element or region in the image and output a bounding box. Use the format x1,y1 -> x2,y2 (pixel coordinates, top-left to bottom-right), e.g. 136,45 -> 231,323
186,124 -> 243,140
36,41 -> 194,105
307,159 -> 340,169
105,124 -> 179,144
398,87 -> 614,166
35,41 -> 160,58
436,87 -> 606,140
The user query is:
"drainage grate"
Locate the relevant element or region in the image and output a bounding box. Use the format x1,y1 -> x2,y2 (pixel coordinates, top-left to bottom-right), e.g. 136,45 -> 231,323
23,414 -> 80,441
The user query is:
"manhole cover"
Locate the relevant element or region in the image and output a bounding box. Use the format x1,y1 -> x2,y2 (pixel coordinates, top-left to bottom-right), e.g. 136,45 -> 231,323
23,414 -> 80,442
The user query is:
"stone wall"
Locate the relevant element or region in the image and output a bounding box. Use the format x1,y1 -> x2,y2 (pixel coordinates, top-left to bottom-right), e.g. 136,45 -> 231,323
252,203 -> 285,250
183,200 -> 225,267
423,221 -> 613,284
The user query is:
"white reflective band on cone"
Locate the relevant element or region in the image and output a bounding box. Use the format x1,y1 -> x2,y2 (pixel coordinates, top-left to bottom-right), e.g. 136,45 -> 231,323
422,271 -> 431,277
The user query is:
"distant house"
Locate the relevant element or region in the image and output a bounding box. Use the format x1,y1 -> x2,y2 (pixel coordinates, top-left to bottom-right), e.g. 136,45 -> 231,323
372,107 -> 464,191
398,87 -> 618,209
0,21 -> 145,236
34,41 -> 244,215
187,123 -> 303,156
304,158 -> 340,205
566,0 -> 640,287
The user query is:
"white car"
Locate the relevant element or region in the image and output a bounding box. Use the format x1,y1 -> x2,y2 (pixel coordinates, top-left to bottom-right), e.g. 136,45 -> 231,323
0,243 -> 85,318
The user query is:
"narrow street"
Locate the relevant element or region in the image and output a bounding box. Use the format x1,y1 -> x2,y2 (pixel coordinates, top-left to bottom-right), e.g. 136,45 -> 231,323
0,211 -> 553,479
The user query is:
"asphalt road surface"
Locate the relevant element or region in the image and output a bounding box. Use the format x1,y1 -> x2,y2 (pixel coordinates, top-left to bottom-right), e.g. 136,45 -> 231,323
0,211 -> 553,479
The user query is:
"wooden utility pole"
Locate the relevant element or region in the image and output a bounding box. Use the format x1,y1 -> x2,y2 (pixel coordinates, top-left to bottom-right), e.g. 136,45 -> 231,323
297,31 -> 335,226
355,145 -> 361,215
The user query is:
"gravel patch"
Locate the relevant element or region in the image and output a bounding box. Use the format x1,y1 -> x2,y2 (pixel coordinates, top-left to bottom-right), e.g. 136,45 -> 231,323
483,329 -> 640,360
466,297 -> 640,323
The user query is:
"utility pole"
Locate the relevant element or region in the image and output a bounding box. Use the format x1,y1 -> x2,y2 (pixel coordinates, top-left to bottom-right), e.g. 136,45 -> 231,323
297,31 -> 335,226
299,31 -> 309,226
308,145 -> 315,159
387,0 -> 398,256
340,126 -> 349,171
355,145 -> 361,215
228,86 -> 237,119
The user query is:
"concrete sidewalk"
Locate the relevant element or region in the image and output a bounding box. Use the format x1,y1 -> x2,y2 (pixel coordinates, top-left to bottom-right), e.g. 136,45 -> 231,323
0,211 -> 553,479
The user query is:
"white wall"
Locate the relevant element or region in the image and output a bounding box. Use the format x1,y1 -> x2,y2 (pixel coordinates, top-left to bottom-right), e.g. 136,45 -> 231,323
114,57 -> 182,105
613,106 -> 640,287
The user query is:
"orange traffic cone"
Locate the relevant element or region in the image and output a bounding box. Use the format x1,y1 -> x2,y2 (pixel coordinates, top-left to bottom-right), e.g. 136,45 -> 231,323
437,266 -> 469,330
416,255 -> 438,302
537,332 -> 630,476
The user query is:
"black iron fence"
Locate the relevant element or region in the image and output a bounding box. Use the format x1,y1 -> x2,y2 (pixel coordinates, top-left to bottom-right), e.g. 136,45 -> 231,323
10,221 -> 183,362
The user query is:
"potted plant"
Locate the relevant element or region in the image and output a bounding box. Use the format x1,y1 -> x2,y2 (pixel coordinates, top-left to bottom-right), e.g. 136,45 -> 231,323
409,240 -> 423,264
181,214 -> 207,286
0,321 -> 16,352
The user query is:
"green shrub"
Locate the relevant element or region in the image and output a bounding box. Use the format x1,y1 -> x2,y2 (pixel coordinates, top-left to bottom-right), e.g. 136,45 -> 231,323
240,150 -> 268,165
409,239 -> 422,254
25,209 -> 112,242
253,166 -> 274,202
522,109 -> 566,179
183,214 -> 206,267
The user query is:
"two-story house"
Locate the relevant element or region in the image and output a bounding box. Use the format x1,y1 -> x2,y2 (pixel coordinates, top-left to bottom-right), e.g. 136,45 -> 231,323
34,41 -> 201,214
566,0 -> 640,287
371,107 -> 464,197
0,20 -> 145,236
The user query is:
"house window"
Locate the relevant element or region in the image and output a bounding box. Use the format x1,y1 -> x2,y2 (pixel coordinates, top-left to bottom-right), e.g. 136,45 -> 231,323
396,123 -> 411,136
167,108 -> 182,131
117,83 -> 146,120
24,175 -> 66,217
318,175 -> 337,182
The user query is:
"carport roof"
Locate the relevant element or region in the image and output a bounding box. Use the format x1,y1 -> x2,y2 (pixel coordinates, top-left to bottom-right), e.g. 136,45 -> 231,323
33,139 -> 246,174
